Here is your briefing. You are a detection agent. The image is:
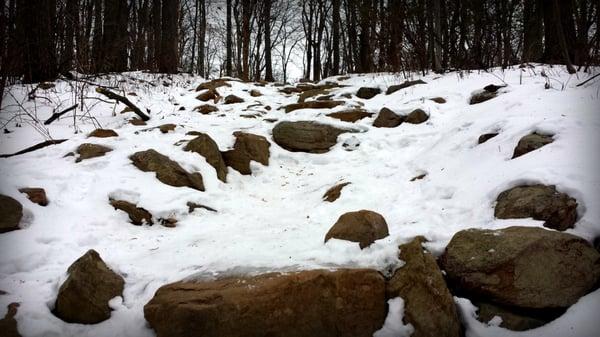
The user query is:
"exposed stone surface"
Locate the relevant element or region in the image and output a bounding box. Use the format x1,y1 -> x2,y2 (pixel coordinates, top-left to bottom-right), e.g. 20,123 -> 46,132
373,108 -> 404,128
159,124 -> 176,133
410,173 -> 427,181
475,301 -> 551,331
494,184 -> 578,231
430,97 -> 446,104
356,87 -> 381,99
404,109 -> 429,124
324,210 -> 389,249
469,91 -> 497,104
386,80 -> 426,95
478,133 -> 499,144
89,129 -> 118,138
130,149 -> 205,191
224,94 -> 244,104
18,187 -> 48,206
298,88 -> 330,102
272,121 -> 350,153
222,132 -> 270,175
75,143 -> 112,162
196,89 -> 220,102
144,269 -> 386,337
187,202 -> 217,213
54,250 -> 125,324
512,132 -> 553,158
194,104 -> 219,114
184,133 -> 228,182
440,226 -> 600,309
322,182 -> 350,202
129,118 -> 147,126
283,100 -> 345,113
249,89 -> 262,97
196,79 -> 231,91
327,109 -> 374,123
0,303 -> 21,337
0,195 -> 22,233
109,199 -> 153,225
387,237 -> 461,337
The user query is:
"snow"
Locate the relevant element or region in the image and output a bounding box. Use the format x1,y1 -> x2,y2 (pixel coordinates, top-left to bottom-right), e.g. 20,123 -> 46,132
373,297 -> 414,337
0,66 -> 599,336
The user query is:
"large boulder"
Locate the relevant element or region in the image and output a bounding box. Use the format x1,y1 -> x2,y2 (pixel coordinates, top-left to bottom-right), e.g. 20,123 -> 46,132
196,79 -> 231,91
298,88 -> 330,102
54,250 -> 125,324
18,187 -> 48,206
184,133 -> 227,182
322,182 -> 350,202
494,184 -> 578,231
109,199 -> 153,225
75,143 -> 112,162
469,91 -> 497,104
324,210 -> 389,249
404,109 -> 429,124
144,269 -> 386,337
272,121 -> 350,153
194,104 -> 219,114
0,303 -> 21,337
0,195 -> 22,233
512,132 -> 553,158
221,132 -> 270,175
386,80 -> 426,95
224,94 -> 244,104
478,132 -> 499,144
88,129 -> 118,138
196,89 -> 220,103
387,237 -> 461,337
283,100 -> 345,113
356,87 -> 381,99
130,149 -> 205,191
373,108 -> 404,128
475,301 -> 551,331
327,109 -> 374,123
440,226 -> 600,309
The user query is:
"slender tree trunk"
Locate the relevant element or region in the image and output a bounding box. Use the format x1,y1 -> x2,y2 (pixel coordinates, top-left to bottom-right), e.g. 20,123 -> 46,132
17,0 -> 57,82
432,0 -> 442,72
226,0 -> 232,76
241,0 -> 251,81
332,0 -> 340,75
189,0 -> 199,73
264,0 -> 274,81
522,0 -> 543,62
159,0 -> 178,73
198,0 -> 206,77
552,0 -> 576,73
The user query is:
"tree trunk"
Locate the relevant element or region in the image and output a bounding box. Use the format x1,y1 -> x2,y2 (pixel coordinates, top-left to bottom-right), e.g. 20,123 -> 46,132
432,0 -> 443,72
332,0 -> 340,75
551,0 -> 576,73
159,0 -> 178,73
17,0 -> 57,82
522,0 -> 543,62
241,0 -> 251,81
226,0 -> 233,76
264,0 -> 274,81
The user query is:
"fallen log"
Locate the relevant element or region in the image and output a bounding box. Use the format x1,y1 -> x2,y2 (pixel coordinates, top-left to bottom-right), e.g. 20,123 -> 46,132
44,104 -> 78,125
0,139 -> 68,158
95,87 -> 150,121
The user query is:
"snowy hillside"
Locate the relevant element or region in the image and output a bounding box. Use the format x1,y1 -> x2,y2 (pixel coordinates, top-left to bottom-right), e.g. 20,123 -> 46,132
0,66 -> 599,337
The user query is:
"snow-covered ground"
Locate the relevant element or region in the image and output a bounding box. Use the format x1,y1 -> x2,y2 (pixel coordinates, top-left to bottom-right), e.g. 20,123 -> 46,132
0,66 -> 599,337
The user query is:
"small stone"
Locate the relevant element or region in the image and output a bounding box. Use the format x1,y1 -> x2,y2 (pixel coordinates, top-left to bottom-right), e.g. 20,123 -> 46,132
512,132 -> 553,158
356,87 -> 381,99
194,104 -> 219,114
373,108 -> 404,128
89,129 -> 118,138
324,210 -> 389,249
18,187 -> 48,206
322,182 -> 350,202
404,109 -> 429,124
386,80 -> 426,95
478,133 -> 499,144
224,94 -> 244,104
109,199 -> 153,225
75,143 -> 112,162
159,124 -> 176,133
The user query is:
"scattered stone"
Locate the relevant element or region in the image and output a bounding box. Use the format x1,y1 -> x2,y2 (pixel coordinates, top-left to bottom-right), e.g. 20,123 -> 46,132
298,88 -> 330,103
283,100 -> 345,113
129,118 -> 147,126
478,132 -> 499,144
0,303 -> 21,337
120,106 -> 134,114
159,124 -> 176,133
130,149 -> 205,191
316,94 -> 334,101
196,89 -> 220,102
196,79 -> 231,91
109,199 -> 153,225
337,76 -> 351,81
18,187 -> 48,206
373,108 -> 404,128
279,86 -> 303,94
54,250 -> 125,324
410,173 -> 427,181
404,108 -> 429,124
512,132 -> 554,158
430,97 -> 446,104
187,202 -> 217,213
440,226 -> 600,309
469,91 -> 497,104
263,118 -> 278,123
342,136 -> 360,151
324,210 -> 389,249
159,217 -> 177,228
194,104 -> 219,114
327,109 -> 374,123
224,94 -> 244,104
323,182 -> 350,202
272,121 -> 351,153
184,133 -> 228,182
387,237 -> 461,337
144,269 -> 386,337
483,84 -> 507,92
222,132 -> 270,175
249,89 -> 262,97
356,87 -> 381,99
494,184 -> 578,231
386,79 -> 426,95
89,129 -> 118,138
75,143 -> 112,162
475,301 -> 551,331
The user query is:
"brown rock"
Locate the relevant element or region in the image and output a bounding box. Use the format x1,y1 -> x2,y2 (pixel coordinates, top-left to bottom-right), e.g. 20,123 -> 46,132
159,124 -> 176,133
184,133 -> 228,182
494,184 -> 578,231
283,100 -> 345,113
54,250 -> 125,324
512,132 -> 553,158
373,108 -> 404,128
196,89 -> 220,103
89,129 -> 118,138
279,86 -> 303,94
387,237 -> 461,337
272,121 -> 351,153
144,269 -> 386,337
404,108 -> 429,124
323,182 -> 350,202
327,109 -> 374,123
0,303 -> 21,337
196,79 -> 231,91
75,143 -> 112,162
0,195 -> 22,233
386,80 -> 427,95
298,88 -> 330,103
18,187 -> 48,206
410,173 -> 427,181
129,118 -> 147,126
194,104 -> 219,114
222,132 -> 270,175
109,199 -> 153,225
430,97 -> 446,104
224,94 -> 244,104
475,301 -> 551,331
440,226 -> 600,309
249,89 -> 262,97
478,133 -> 499,144
469,91 -> 497,104
324,210 -> 389,249
130,149 -> 205,191
187,202 -> 217,213
356,87 -> 381,99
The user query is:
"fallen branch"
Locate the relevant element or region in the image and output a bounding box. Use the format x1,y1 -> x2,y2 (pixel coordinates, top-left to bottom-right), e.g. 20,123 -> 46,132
44,104 -> 78,125
576,73 -> 600,87
95,87 -> 150,121
0,139 -> 67,158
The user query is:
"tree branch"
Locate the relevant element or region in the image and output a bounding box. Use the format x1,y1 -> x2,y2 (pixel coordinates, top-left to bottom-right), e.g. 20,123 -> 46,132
95,87 -> 150,121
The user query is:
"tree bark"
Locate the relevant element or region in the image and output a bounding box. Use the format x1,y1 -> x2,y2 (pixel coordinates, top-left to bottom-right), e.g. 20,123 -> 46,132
264,0 -> 274,81
332,0 -> 340,75
159,0 -> 178,73
226,0 -> 233,76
